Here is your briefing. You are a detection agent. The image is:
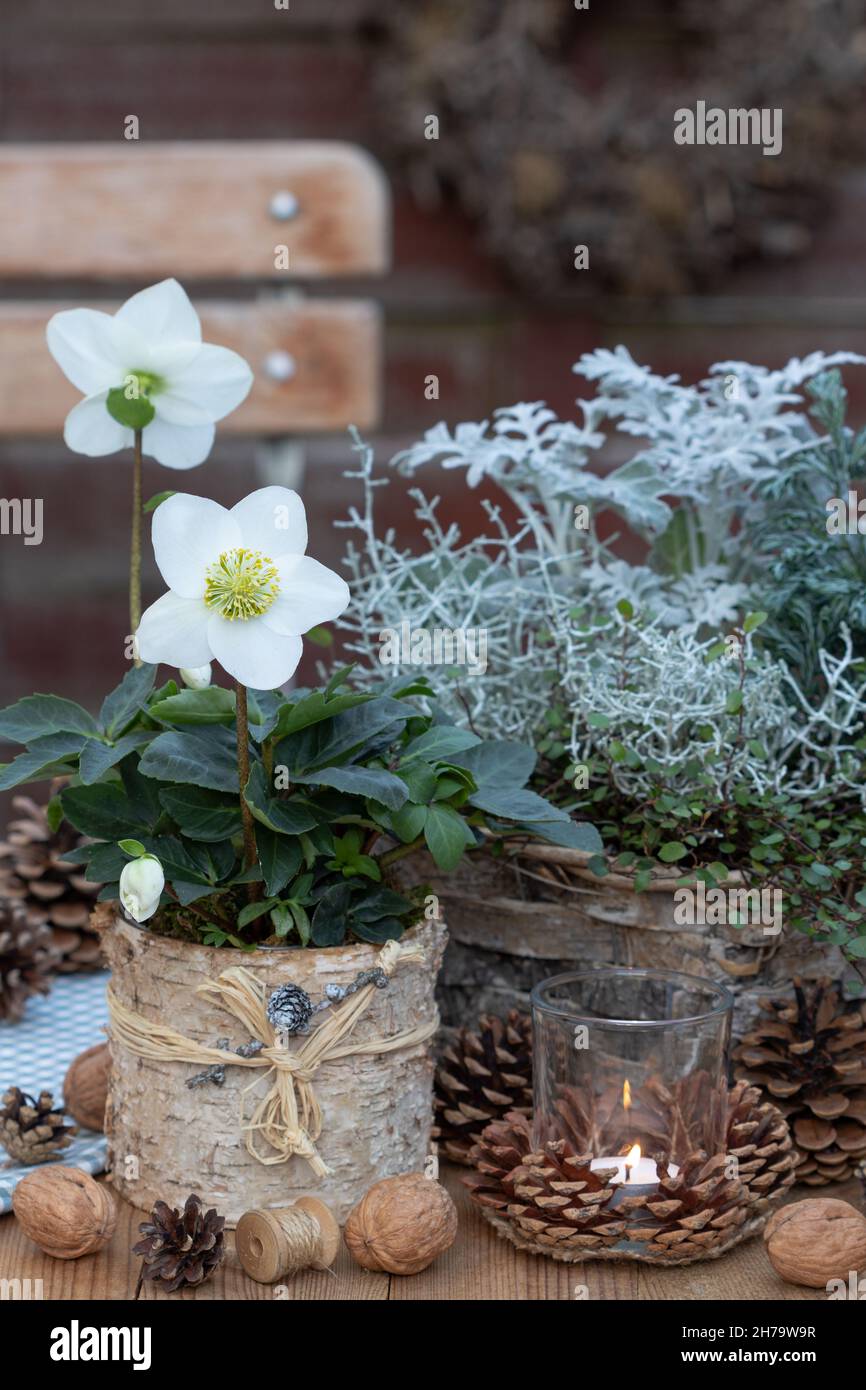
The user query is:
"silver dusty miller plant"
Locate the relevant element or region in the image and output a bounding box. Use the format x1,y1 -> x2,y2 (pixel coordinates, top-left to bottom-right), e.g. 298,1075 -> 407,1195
337,349 -> 866,807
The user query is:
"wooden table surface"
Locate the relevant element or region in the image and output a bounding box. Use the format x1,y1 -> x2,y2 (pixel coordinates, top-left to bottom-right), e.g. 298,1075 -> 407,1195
1,1164 -> 857,1301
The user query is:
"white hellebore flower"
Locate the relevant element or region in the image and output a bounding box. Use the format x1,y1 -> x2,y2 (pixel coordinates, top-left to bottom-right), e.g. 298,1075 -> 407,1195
180,663 -> 212,690
119,854 -> 165,924
45,279 -> 253,469
136,487 -> 351,688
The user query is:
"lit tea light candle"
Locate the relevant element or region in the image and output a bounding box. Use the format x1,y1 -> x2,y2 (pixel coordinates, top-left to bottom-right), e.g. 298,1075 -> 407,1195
589,1083 -> 679,1189
589,1143 -> 680,1186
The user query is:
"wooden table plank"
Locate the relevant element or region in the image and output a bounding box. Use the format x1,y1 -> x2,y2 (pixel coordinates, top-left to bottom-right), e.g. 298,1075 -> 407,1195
0,1166 -> 860,1301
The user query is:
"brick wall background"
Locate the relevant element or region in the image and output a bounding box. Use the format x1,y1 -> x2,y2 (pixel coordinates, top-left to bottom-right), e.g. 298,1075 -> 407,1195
1,0 -> 865,803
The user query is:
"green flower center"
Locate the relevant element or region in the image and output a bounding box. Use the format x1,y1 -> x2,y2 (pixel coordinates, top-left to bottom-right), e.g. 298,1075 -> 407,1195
204,548 -> 281,622
125,369 -> 165,398
106,370 -> 165,430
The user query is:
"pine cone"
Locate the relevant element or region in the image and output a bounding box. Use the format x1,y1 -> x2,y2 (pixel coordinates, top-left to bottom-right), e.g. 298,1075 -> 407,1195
0,1087 -> 76,1164
133,1194 -> 225,1295
0,895 -> 58,1021
266,983 -> 313,1034
734,978 -> 866,1186
464,1081 -> 796,1263
434,1011 -> 533,1164
0,797 -> 102,973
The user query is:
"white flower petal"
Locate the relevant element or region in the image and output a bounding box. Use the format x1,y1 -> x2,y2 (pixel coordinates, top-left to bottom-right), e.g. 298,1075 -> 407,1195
115,278 -> 201,344
137,339 -> 202,380
46,308 -> 123,395
230,487 -> 308,558
142,414 -> 216,470
158,344 -> 254,425
63,392 -> 133,456
137,591 -> 212,668
207,615 -> 302,688
263,554 -> 351,636
152,493 -> 240,596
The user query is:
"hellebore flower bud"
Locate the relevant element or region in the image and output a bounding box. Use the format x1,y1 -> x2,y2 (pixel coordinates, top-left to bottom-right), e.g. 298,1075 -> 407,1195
180,663 -> 212,690
119,854 -> 165,923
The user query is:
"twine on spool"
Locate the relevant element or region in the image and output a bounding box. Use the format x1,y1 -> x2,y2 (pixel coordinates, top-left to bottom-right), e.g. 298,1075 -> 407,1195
106,937 -> 437,1177
236,1197 -> 341,1283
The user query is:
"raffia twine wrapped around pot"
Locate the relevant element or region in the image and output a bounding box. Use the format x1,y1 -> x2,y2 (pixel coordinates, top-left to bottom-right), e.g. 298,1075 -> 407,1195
102,915 -> 446,1224
392,844 -> 851,1039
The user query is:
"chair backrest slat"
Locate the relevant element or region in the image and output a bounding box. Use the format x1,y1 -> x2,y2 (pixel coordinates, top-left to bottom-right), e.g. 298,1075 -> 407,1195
0,141 -> 389,434
0,300 -> 381,433
0,142 -> 389,279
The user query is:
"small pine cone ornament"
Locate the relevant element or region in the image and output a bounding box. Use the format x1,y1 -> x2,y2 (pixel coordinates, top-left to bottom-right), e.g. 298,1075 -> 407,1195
734,978 -> 866,1186
0,796 -> 102,972
266,983 -> 313,1034
0,1087 -> 76,1164
464,1081 -> 796,1264
133,1194 -> 225,1296
434,1010 -> 533,1164
0,895 -> 59,1021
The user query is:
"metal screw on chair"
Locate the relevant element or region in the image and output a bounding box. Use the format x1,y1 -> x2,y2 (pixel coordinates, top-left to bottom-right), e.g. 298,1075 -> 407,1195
263,350 -> 296,383
268,190 -> 300,221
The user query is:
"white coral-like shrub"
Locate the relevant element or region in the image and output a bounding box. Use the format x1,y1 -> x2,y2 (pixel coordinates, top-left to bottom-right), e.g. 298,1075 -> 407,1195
337,348 -> 866,807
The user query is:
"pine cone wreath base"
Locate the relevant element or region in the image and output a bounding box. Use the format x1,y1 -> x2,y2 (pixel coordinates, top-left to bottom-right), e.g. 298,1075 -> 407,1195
734,978 -> 866,1187
0,796 -> 102,973
434,1010 -> 532,1164
464,1081 -> 796,1266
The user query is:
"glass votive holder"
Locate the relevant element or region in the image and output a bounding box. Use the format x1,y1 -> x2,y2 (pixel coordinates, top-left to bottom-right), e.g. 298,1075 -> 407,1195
530,968 -> 733,1186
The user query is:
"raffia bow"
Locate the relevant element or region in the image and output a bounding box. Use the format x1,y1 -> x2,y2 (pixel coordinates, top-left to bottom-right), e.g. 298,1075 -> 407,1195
106,937 -> 438,1177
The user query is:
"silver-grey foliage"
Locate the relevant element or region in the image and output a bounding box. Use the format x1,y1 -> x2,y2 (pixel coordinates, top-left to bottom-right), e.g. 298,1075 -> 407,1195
337,349 -> 866,805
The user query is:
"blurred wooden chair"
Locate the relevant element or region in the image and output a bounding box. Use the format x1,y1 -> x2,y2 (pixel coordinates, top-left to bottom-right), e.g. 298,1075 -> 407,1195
0,142 -> 389,455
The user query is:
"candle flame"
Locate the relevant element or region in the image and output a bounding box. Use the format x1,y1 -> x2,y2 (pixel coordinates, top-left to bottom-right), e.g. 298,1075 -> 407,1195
623,1078 -> 632,1111
625,1143 -> 641,1171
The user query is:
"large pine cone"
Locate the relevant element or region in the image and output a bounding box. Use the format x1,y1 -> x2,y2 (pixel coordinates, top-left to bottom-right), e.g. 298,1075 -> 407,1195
434,1011 -> 533,1164
0,796 -> 102,972
0,895 -> 58,1021
464,1081 -> 796,1263
734,977 -> 866,1186
133,1194 -> 225,1295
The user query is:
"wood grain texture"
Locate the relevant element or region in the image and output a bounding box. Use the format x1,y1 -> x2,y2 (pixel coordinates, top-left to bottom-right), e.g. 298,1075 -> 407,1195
0,1166 -> 857,1301
0,299 -> 382,433
0,143 -> 389,279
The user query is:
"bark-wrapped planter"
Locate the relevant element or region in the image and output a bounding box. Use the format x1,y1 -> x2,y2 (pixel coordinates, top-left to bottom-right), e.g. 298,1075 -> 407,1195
103,915 -> 446,1225
392,843 -> 850,1040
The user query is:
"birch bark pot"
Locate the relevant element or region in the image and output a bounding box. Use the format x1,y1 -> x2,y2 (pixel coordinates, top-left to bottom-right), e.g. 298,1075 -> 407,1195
103,916 -> 446,1225
392,845 -> 850,1040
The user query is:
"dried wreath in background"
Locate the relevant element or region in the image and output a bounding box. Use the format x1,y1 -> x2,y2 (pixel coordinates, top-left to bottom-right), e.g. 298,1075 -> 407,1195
358,0 -> 866,295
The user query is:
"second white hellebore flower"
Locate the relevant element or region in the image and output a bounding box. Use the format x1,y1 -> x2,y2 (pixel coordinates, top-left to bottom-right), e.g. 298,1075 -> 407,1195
46,279 -> 253,468
136,487 -> 351,688
119,854 -> 165,924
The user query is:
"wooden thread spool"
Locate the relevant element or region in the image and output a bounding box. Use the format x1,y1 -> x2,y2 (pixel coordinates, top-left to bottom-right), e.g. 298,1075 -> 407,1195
236,1197 -> 341,1284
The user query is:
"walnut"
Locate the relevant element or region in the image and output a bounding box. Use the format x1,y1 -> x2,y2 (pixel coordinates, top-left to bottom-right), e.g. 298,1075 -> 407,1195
13,1165 -> 117,1259
764,1198 -> 866,1288
63,1042 -> 110,1132
344,1172 -> 458,1275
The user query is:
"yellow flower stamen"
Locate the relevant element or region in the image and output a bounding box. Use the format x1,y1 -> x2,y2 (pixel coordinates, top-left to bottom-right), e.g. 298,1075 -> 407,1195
204,548 -> 280,621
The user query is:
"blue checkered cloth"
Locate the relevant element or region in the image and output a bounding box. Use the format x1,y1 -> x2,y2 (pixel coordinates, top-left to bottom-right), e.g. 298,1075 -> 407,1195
0,971 -> 110,1213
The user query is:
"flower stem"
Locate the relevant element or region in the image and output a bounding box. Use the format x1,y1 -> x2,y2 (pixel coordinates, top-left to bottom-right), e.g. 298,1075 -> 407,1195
130,428 -> 143,666
235,682 -> 258,895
